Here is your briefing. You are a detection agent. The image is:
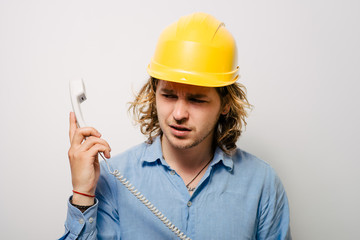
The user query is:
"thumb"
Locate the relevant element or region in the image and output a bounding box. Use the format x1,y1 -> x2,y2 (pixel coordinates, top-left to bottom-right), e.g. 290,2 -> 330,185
69,112 -> 78,142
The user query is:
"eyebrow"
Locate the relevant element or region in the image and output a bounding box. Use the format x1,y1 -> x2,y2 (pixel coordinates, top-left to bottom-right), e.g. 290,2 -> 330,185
160,88 -> 208,98
159,88 -> 175,94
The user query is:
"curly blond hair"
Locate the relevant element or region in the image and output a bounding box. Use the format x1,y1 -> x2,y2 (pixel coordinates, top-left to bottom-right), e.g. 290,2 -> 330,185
129,77 -> 251,155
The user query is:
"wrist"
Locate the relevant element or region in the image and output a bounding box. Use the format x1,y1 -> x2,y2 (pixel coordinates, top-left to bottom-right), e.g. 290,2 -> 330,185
72,191 -> 95,206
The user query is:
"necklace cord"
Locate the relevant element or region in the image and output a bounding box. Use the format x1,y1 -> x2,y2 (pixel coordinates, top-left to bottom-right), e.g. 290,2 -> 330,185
186,157 -> 213,189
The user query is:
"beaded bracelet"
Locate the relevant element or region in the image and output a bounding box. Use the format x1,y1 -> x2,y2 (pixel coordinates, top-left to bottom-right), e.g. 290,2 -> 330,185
70,200 -> 94,212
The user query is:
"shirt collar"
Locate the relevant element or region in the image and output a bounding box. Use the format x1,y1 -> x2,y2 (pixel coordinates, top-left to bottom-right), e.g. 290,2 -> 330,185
211,146 -> 234,172
141,137 -> 164,164
141,137 -> 234,172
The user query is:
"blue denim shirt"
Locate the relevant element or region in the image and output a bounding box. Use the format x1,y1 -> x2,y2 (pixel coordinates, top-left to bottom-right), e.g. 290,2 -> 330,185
60,137 -> 291,239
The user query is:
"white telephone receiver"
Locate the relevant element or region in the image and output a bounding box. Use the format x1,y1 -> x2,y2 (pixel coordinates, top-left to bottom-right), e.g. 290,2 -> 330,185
69,79 -> 191,240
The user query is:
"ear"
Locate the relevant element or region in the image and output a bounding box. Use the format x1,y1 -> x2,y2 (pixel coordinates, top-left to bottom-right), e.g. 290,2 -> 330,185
221,103 -> 230,115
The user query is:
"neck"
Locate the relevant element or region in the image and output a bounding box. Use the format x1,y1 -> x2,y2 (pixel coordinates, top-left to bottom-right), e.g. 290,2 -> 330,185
161,134 -> 215,196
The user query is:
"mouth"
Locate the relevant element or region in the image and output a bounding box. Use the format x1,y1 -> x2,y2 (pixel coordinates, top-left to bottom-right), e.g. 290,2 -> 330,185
170,125 -> 191,131
169,124 -> 191,138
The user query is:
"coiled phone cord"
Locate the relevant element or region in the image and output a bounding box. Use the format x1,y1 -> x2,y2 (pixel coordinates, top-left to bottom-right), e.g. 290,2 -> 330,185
100,153 -> 192,240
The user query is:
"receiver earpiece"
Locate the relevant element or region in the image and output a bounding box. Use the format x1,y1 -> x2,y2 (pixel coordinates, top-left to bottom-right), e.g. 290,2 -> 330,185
69,79 -> 87,128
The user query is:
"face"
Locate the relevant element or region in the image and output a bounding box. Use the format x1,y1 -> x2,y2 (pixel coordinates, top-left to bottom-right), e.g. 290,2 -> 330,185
155,80 -> 227,151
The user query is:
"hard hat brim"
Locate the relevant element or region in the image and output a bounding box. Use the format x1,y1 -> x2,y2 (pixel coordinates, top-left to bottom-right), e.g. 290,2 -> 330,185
147,62 -> 239,87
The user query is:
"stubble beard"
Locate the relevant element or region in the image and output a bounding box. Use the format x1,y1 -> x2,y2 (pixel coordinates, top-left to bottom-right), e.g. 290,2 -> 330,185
164,125 -> 215,151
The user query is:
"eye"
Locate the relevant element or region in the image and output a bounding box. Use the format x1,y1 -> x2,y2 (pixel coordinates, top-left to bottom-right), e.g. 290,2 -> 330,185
189,98 -> 206,103
162,94 -> 177,99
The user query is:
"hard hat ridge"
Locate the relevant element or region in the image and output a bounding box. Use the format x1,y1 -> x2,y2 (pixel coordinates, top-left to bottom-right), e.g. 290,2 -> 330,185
176,12 -> 224,44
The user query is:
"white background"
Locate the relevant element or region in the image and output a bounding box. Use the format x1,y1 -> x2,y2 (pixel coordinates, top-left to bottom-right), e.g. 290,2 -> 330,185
0,0 -> 359,239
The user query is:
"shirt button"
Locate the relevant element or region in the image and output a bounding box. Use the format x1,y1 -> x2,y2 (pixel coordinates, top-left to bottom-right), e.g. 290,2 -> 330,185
187,201 -> 192,207
89,217 -> 94,223
170,170 -> 176,175
79,219 -> 84,224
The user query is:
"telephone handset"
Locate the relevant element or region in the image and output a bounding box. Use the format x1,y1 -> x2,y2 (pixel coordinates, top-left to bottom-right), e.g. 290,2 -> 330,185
69,80 -> 191,240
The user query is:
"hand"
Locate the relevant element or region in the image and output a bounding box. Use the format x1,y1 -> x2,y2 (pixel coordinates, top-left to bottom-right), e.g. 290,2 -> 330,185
68,112 -> 111,205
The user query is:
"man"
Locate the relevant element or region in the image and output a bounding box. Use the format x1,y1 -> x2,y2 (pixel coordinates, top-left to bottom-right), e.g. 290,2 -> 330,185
61,12 -> 291,239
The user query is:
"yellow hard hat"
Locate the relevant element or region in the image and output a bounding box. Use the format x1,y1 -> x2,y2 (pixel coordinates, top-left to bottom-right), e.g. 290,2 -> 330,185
147,12 -> 239,87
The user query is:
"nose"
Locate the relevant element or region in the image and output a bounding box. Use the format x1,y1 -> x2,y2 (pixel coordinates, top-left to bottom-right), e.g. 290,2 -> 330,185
172,99 -> 189,123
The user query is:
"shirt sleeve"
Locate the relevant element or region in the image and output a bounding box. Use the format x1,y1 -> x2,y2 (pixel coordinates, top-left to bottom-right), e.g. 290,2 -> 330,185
256,167 -> 292,240
58,197 -> 98,240
59,166 -> 121,240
